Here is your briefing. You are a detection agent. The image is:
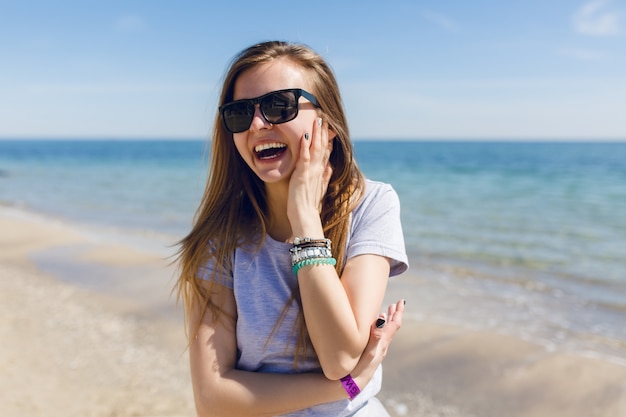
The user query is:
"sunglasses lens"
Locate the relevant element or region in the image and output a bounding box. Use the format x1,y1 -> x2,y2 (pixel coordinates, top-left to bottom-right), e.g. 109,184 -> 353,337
261,90 -> 298,123
221,90 -> 303,133
222,102 -> 254,133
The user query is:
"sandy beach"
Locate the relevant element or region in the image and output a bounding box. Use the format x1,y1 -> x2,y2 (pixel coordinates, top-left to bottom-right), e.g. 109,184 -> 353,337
1,208 -> 625,417
0,210 -> 194,417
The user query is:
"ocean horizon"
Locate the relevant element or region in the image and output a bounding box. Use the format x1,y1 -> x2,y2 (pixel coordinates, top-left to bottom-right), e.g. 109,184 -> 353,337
1,139 -> 625,366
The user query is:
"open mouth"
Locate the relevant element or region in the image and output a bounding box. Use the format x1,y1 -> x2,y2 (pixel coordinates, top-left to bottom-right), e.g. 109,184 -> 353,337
254,142 -> 287,160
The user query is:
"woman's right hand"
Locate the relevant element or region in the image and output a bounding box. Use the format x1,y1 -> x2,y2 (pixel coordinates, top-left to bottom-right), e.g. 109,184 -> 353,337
286,117 -> 334,238
350,299 -> 405,389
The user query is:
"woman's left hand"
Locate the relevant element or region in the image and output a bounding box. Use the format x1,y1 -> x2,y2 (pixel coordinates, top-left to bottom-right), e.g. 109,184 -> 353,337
287,117 -> 334,236
350,299 -> 405,390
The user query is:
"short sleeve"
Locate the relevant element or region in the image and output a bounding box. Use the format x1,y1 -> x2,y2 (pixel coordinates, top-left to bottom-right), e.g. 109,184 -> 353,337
198,251 -> 234,289
347,180 -> 409,276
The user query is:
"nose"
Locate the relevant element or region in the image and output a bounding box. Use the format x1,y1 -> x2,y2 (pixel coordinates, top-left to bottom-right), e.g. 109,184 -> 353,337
249,104 -> 272,131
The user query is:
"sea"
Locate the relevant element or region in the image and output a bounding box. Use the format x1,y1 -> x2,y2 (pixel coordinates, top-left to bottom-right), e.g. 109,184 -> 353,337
1,139 -> 625,365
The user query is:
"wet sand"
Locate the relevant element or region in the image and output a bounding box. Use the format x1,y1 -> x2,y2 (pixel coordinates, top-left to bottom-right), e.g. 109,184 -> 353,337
1,209 -> 625,417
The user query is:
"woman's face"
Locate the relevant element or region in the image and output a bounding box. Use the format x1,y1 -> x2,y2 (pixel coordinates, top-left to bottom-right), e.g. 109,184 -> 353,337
231,58 -> 319,186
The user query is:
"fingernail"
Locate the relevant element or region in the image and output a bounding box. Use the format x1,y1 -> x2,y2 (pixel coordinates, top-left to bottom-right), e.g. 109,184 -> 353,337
317,118 -> 322,126
376,318 -> 386,328
403,299 -> 406,306
304,132 -> 310,140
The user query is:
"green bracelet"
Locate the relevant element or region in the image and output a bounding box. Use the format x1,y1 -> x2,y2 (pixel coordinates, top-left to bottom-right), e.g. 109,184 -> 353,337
292,257 -> 337,275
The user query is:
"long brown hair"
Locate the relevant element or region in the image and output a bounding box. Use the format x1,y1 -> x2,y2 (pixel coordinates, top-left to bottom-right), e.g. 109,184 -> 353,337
175,41 -> 365,360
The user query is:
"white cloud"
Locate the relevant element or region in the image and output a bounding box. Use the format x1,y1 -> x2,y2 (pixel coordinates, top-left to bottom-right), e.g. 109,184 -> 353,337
573,0 -> 621,36
420,10 -> 459,32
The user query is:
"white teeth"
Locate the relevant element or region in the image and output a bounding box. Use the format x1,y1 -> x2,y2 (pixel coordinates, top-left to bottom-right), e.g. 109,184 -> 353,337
254,142 -> 286,153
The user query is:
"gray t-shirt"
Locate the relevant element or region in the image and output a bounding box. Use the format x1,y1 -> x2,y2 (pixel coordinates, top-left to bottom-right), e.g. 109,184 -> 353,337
201,179 -> 408,416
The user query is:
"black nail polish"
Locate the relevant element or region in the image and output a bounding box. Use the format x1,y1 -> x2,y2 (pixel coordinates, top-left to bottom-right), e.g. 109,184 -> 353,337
376,318 -> 386,328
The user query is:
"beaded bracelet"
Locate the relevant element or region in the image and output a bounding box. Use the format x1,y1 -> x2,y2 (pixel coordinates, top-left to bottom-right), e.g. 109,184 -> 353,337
290,237 -> 334,267
293,237 -> 331,248
290,247 -> 333,266
292,257 -> 337,275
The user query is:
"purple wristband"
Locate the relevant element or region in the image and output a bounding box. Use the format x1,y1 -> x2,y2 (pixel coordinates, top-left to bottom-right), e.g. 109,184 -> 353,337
340,374 -> 361,400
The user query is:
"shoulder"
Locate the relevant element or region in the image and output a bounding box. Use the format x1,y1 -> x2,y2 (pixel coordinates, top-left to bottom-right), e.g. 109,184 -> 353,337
354,179 -> 401,216
347,178 -> 408,275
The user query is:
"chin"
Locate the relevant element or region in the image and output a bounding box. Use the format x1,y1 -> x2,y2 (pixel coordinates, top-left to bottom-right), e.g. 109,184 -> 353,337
254,167 -> 293,185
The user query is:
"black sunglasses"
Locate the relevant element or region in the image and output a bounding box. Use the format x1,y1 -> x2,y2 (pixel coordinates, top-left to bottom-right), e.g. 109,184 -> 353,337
220,88 -> 320,134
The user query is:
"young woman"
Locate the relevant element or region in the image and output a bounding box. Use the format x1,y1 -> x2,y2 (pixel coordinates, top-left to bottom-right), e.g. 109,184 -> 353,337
176,41 -> 408,417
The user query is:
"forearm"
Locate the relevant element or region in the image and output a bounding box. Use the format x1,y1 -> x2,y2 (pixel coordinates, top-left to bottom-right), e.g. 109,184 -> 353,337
194,301 -> 406,417
297,264 -> 366,378
193,368 -> 349,417
291,218 -> 388,379
192,295 -> 405,417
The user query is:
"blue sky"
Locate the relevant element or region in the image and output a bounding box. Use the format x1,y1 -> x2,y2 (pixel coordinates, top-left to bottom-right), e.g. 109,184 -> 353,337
1,0 -> 624,140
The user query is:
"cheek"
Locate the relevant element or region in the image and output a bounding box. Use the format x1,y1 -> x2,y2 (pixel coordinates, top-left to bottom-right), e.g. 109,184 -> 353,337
284,113 -> 316,140
233,135 -> 251,161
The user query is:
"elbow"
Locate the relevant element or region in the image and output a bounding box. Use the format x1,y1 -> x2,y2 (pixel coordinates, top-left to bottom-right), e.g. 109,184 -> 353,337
315,328 -> 371,380
195,403 -> 215,417
195,405 -> 215,417
316,333 -> 371,380
193,381 -> 234,417
323,367 -> 353,382
319,350 -> 360,381
195,395 -> 238,417
194,393 -> 222,417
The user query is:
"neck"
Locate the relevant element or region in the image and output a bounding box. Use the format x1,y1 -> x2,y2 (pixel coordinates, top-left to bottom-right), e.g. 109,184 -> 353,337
264,181 -> 292,242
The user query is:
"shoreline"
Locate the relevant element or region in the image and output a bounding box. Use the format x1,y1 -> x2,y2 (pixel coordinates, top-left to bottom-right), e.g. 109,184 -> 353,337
2,208 -> 626,416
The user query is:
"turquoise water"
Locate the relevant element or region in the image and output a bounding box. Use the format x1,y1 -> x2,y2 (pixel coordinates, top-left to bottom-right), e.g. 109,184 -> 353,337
1,139 -> 625,363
